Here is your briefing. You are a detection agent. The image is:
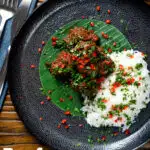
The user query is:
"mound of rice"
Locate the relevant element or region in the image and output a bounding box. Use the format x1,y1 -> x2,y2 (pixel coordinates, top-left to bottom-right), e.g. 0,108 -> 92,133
81,50 -> 150,131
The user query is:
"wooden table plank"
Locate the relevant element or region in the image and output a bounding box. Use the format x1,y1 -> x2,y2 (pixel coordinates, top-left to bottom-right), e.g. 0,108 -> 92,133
2,106 -> 15,112
0,144 -> 49,150
0,135 -> 38,145
5,95 -> 11,101
4,100 -> 13,106
0,112 -> 19,120
0,120 -> 27,133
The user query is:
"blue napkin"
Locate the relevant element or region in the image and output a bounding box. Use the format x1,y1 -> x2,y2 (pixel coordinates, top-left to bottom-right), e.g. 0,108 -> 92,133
0,0 -> 38,110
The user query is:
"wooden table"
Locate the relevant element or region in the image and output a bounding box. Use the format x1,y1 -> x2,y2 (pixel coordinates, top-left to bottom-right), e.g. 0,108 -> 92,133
0,0 -> 150,149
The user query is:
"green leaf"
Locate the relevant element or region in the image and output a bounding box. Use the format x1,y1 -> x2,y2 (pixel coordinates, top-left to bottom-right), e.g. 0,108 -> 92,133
39,19 -> 132,116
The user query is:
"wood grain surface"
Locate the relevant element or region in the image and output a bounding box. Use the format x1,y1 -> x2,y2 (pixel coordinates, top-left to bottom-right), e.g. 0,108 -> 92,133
0,0 -> 150,149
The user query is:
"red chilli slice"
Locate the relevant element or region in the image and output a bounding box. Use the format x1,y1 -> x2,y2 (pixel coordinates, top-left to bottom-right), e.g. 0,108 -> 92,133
90,22 -> 95,27
129,55 -> 134,59
96,77 -> 105,83
92,51 -> 97,57
113,82 -> 121,88
113,132 -> 119,136
39,117 -> 43,121
108,10 -> 111,14
60,98 -> 64,102
64,111 -> 71,115
105,20 -> 111,24
61,119 -> 67,124
40,101 -> 44,105
108,114 -> 113,118
52,42 -> 56,47
90,64 -> 96,70
79,124 -> 84,127
113,42 -> 117,47
69,96 -> 73,100
57,124 -> 61,129
38,48 -> 42,53
65,125 -> 70,129
139,77 -> 142,80
123,106 -> 128,110
101,136 -> 106,141
110,87 -> 116,93
119,64 -> 124,70
51,37 -> 57,42
41,41 -> 45,45
82,16 -> 85,19
101,99 -> 108,103
96,6 -> 101,11
47,96 -> 51,101
126,78 -> 135,85
30,64 -> 36,69
124,129 -> 130,135
108,48 -> 112,53
101,32 -> 109,39
115,119 -> 118,123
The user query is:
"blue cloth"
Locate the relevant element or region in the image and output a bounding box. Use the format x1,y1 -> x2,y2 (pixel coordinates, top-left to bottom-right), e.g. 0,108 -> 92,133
0,0 -> 38,110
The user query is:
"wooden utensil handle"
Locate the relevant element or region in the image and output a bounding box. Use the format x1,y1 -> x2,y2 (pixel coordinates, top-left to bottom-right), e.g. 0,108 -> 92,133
144,0 -> 150,5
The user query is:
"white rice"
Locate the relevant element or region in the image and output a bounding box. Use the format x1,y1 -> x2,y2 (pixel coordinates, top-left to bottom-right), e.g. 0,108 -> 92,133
81,50 -> 150,131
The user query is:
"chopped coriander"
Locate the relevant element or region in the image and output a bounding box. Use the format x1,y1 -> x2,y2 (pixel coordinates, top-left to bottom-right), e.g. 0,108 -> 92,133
102,116 -> 108,120
120,19 -> 124,24
56,39 -> 67,49
119,104 -> 126,110
109,111 -> 115,115
112,93 -> 116,96
135,63 -> 143,70
123,97 -> 126,101
143,101 -> 147,106
134,81 -> 139,87
123,113 -> 131,126
88,136 -> 94,144
129,100 -> 136,105
116,74 -> 126,85
39,87 -> 43,91
131,108 -> 135,111
91,46 -> 96,51
76,143 -> 81,147
97,138 -> 101,143
74,107 -> 80,112
97,99 -> 106,110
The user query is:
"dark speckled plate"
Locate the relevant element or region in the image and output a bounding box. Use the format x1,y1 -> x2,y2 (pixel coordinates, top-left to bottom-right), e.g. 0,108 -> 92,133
8,0 -> 150,150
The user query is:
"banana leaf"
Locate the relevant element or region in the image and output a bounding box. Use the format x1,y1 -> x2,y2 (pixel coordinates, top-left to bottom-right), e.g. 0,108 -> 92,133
39,19 -> 132,116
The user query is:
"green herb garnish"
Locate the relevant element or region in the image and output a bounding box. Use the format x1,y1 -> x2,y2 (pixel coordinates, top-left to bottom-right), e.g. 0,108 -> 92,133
135,63 -> 143,70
